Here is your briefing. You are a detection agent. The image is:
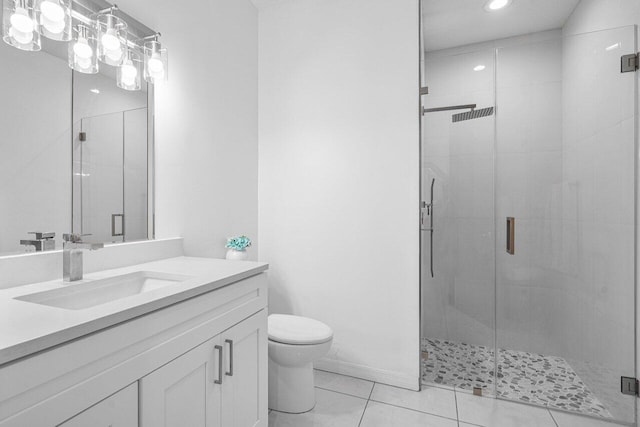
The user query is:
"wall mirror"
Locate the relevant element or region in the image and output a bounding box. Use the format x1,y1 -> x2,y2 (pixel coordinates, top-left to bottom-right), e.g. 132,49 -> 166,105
0,0 -> 158,256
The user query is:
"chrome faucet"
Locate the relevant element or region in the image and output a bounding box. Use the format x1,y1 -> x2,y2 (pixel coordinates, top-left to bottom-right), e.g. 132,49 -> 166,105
20,232 -> 56,252
63,233 -> 104,282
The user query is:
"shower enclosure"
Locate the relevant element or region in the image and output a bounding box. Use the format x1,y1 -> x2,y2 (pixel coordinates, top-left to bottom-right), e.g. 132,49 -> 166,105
72,108 -> 149,244
420,18 -> 637,425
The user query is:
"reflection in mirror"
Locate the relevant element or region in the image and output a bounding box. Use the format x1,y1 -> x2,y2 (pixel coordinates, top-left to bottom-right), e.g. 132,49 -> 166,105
0,39 -> 71,255
72,69 -> 151,244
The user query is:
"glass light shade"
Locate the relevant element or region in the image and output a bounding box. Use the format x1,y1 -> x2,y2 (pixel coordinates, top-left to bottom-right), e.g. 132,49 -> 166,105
117,48 -> 142,91
96,13 -> 126,66
36,0 -> 70,41
2,0 -> 40,51
68,24 -> 98,74
143,40 -> 168,84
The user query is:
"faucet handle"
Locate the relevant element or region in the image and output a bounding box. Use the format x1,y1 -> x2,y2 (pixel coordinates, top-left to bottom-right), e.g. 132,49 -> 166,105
63,233 -> 91,243
29,232 -> 55,240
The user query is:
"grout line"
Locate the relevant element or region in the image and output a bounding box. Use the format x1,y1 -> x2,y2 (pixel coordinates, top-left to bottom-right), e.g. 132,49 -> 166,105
314,386 -> 369,401
366,398 -> 459,424
315,368 -> 375,385
421,380 -> 458,393
357,382 -> 375,427
549,409 -> 560,427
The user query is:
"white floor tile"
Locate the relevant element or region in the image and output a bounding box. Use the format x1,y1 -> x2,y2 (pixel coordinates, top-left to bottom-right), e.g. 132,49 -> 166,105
314,369 -> 374,399
369,383 -> 457,420
456,393 -> 557,427
359,401 -> 458,427
269,388 -> 367,427
550,410 -> 627,427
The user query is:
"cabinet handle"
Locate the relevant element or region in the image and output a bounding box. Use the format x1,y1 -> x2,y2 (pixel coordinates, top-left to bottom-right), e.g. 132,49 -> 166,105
225,339 -> 234,376
214,345 -> 223,385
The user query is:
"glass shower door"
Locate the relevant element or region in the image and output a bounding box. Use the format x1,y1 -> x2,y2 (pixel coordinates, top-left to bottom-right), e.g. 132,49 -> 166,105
73,108 -> 148,243
494,26 -> 637,423
421,48 -> 497,393
79,112 -> 125,243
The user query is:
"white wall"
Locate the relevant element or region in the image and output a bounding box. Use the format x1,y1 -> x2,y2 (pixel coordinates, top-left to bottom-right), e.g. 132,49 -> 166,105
257,0 -> 420,389
115,0 -> 260,260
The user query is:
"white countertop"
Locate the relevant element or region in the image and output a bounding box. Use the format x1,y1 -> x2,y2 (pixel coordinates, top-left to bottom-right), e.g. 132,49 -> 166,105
0,256 -> 268,366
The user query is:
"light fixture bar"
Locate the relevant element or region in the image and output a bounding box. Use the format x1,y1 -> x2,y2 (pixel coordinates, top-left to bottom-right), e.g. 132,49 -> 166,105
71,0 -> 156,42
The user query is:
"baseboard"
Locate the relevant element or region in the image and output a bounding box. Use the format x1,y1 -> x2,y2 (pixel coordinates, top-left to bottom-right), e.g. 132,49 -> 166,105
314,357 -> 419,391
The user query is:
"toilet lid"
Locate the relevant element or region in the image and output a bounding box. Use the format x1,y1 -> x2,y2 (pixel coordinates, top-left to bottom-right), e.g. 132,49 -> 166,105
268,314 -> 333,345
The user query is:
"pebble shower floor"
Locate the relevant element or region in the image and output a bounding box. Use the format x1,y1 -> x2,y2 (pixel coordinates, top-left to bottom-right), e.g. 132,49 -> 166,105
421,338 -> 611,419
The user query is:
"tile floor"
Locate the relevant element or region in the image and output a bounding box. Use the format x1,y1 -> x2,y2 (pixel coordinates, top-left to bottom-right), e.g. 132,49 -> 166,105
268,370 -> 627,427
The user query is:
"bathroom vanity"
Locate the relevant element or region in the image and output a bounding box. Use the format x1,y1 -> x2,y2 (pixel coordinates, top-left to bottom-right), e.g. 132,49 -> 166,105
0,257 -> 268,427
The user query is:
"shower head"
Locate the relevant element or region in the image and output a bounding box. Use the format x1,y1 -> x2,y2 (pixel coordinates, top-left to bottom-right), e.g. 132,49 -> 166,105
452,107 -> 494,123
421,104 -> 495,123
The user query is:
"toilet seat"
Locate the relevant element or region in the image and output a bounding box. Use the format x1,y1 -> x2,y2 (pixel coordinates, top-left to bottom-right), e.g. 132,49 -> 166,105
268,314 -> 333,345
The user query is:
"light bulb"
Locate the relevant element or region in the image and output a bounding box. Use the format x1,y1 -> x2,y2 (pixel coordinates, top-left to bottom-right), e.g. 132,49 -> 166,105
73,37 -> 92,59
40,1 -> 64,22
10,26 -> 33,44
101,30 -> 120,52
40,0 -> 65,34
75,55 -> 91,70
10,7 -> 34,34
106,46 -> 123,62
148,56 -> 164,78
121,60 -> 137,85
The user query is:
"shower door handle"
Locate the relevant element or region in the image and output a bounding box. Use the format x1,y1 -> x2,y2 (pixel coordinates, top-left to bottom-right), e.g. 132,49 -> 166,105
111,214 -> 124,237
421,179 -> 435,277
429,179 -> 434,277
507,217 -> 515,255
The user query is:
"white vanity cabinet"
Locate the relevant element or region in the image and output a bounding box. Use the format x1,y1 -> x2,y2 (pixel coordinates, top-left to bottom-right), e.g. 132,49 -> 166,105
58,383 -> 138,427
140,311 -> 267,427
0,271 -> 268,427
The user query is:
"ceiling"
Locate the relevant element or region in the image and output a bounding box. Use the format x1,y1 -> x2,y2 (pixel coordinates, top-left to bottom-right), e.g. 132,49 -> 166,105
423,0 -> 581,52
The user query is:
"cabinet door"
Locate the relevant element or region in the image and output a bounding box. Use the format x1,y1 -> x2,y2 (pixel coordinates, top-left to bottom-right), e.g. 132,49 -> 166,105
221,310 -> 268,427
58,383 -> 137,427
140,337 -> 223,427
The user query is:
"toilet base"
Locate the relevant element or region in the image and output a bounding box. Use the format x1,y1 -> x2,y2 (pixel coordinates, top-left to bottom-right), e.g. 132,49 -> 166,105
268,359 -> 315,413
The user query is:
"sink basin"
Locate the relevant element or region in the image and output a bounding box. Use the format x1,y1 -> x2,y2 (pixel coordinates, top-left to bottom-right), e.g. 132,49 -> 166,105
15,271 -> 193,310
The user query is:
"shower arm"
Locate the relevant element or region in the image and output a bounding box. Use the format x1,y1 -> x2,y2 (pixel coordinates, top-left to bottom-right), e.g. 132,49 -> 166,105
422,104 -> 476,114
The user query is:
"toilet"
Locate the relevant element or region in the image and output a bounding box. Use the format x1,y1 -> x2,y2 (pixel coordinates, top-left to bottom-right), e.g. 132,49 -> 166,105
268,314 -> 333,413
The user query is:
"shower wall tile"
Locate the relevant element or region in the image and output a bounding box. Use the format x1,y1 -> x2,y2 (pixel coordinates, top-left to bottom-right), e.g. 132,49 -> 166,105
496,37 -> 562,88
496,35 -> 567,357
558,24 -> 636,377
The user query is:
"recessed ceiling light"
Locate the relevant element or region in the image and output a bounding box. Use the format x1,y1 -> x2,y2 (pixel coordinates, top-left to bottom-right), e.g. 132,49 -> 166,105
90,88 -> 100,94
474,65 -> 486,71
485,0 -> 512,11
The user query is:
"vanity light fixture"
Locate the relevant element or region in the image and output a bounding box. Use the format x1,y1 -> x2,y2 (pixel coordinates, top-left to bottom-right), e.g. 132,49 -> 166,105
2,0 -> 41,51
96,9 -> 126,66
36,0 -> 70,41
4,0 -> 168,89
117,47 -> 141,90
143,37 -> 167,84
485,0 -> 512,11
69,23 -> 97,73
